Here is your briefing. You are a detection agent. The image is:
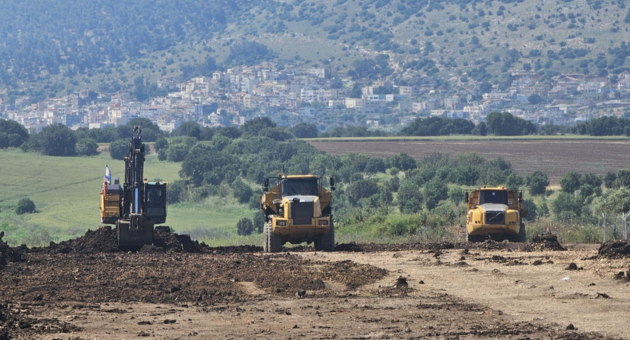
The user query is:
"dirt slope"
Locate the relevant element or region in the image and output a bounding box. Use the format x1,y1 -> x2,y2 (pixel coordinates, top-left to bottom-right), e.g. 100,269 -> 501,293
1,230 -> 629,339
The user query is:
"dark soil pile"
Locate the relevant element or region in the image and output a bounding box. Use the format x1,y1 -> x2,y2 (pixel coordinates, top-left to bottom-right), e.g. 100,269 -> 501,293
0,302 -> 82,339
526,233 -> 566,251
36,226 -> 119,254
335,242 -> 364,252
0,239 -> 26,269
0,252 -> 387,305
598,240 -> 630,258
29,226 -> 212,255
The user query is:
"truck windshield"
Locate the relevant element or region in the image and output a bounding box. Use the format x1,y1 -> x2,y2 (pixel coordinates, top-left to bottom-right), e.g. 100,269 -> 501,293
282,178 -> 318,196
480,190 -> 508,205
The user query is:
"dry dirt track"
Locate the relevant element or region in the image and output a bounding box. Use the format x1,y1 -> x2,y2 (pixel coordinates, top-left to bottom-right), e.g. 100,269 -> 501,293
309,139 -> 630,185
2,234 -> 630,339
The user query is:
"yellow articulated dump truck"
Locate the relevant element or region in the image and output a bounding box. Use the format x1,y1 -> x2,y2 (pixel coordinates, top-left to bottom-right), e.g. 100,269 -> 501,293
260,174 -> 335,252
465,186 -> 528,242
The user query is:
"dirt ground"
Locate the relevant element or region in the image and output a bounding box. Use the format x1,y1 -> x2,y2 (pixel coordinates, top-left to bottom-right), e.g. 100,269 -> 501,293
2,228 -> 630,339
309,139 -> 630,185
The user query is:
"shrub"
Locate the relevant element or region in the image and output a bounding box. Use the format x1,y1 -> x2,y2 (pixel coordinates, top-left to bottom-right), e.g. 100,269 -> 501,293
109,139 -> 128,160
16,198 -> 36,215
237,217 -> 254,236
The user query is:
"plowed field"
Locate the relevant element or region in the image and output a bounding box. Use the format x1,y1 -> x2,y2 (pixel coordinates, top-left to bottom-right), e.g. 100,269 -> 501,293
2,228 -> 630,339
309,139 -> 630,185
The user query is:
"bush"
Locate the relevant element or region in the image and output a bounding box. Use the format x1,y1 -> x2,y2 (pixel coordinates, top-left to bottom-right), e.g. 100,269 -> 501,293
167,180 -> 188,204
232,178 -> 253,204
75,138 -> 99,156
253,211 -> 266,233
16,198 -> 36,215
526,170 -> 549,196
109,139 -> 128,160
237,217 -> 254,236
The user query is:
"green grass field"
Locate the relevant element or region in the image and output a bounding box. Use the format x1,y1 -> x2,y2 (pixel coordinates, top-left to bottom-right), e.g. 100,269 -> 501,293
0,149 -> 256,246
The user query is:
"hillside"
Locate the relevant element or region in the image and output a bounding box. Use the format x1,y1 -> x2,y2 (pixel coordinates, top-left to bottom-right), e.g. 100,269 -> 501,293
1,0 -> 630,101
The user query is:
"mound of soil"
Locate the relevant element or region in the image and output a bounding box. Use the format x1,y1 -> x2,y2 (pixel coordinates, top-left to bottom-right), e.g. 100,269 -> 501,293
0,252 -> 387,306
0,239 -> 26,269
0,302 -> 82,339
598,240 -> 630,258
335,242 -> 363,252
201,245 -> 263,254
526,233 -> 566,251
30,226 -> 210,255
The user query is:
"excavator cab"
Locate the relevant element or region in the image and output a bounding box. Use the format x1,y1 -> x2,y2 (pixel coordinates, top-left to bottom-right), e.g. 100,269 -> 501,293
145,182 -> 167,224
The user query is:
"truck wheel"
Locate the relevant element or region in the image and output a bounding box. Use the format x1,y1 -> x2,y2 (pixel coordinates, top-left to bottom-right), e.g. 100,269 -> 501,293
263,222 -> 269,252
319,221 -> 335,252
265,222 -> 282,253
518,223 -> 526,243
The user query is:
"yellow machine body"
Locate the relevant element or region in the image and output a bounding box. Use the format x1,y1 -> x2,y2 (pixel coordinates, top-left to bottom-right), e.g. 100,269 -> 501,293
466,186 -> 527,242
260,174 -> 335,251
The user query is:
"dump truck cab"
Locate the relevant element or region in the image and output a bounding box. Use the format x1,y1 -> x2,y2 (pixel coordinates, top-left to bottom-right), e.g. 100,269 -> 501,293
260,174 -> 335,252
465,186 -> 527,242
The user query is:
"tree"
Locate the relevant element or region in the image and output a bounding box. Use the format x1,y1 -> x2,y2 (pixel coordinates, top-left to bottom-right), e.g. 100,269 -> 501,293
486,112 -> 537,136
528,94 -> 543,105
171,121 -> 201,139
291,123 -> 318,138
526,170 -> 549,196
347,179 -> 379,203
387,153 -> 417,171
424,179 -> 448,210
524,198 -> 538,221
551,192 -> 582,218
616,169 -> 630,188
37,124 -> 77,156
592,187 -> 630,216
448,187 -> 465,205
253,211 -> 265,233
167,180 -> 188,204
480,80 -> 493,93
0,119 -> 29,148
75,138 -> 99,156
241,117 -> 277,137
166,143 -> 191,162
16,198 -> 36,215
365,158 -> 386,174
505,173 -> 524,190
109,139 -> 128,160
605,171 -> 617,189
237,217 -> 254,236
560,172 -> 582,193
232,178 -> 254,204
398,180 -> 423,213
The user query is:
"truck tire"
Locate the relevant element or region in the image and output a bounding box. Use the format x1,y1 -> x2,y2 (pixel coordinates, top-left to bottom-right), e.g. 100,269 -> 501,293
517,223 -> 526,243
262,222 -> 269,252
319,220 -> 335,252
265,222 -> 282,253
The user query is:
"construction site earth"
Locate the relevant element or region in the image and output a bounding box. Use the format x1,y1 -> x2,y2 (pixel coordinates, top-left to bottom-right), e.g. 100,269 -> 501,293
2,228 -> 630,339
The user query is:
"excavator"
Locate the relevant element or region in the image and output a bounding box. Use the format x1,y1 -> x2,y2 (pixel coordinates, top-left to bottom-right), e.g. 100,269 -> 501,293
99,126 -> 168,249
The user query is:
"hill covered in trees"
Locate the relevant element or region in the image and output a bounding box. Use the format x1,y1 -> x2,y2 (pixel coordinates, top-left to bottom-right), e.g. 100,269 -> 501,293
2,0 -> 630,101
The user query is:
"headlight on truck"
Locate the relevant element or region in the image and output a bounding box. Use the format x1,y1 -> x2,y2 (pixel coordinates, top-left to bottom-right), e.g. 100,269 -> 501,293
318,220 -> 329,226
276,220 -> 287,226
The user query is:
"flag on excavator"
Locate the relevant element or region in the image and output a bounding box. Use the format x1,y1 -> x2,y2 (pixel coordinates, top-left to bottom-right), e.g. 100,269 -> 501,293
105,165 -> 111,184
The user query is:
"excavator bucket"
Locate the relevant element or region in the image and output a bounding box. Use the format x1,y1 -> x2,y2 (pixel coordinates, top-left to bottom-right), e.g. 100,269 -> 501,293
117,214 -> 154,249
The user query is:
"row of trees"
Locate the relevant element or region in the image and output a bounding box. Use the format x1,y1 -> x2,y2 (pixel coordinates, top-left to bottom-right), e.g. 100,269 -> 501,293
152,118 -> 557,237
7,112 -> 630,159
